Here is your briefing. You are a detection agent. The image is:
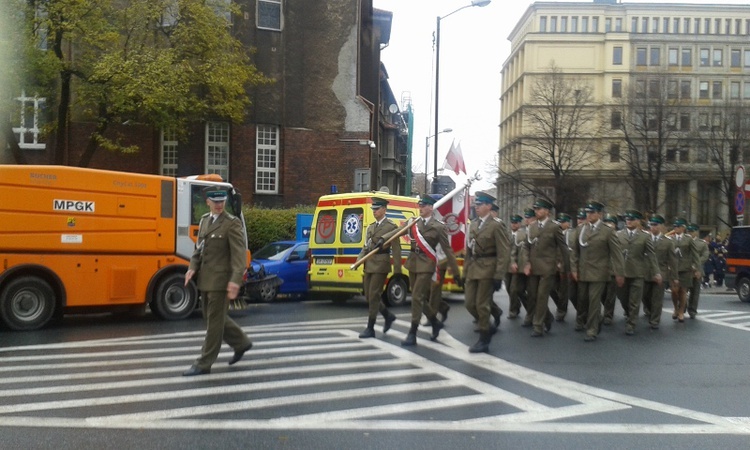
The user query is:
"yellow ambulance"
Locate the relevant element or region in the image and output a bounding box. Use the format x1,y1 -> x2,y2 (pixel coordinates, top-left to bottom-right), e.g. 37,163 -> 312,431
307,191 -> 463,305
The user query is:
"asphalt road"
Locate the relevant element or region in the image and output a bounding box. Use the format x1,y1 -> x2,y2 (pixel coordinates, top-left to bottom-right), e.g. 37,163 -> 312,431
1,288 -> 749,449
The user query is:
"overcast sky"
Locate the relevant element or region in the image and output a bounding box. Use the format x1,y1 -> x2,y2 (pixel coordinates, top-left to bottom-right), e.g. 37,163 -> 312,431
373,0 -> 749,193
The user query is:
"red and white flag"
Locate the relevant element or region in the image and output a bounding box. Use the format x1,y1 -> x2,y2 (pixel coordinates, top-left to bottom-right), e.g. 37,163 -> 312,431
434,186 -> 469,255
442,140 -> 467,175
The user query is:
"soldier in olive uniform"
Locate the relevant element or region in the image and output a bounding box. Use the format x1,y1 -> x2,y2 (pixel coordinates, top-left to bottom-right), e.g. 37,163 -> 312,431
570,201 -> 625,341
506,214 -> 528,319
616,210 -> 660,335
520,208 -> 536,327
601,213 -> 623,325
643,214 -> 677,329
687,223 -> 710,319
464,192 -> 510,352
669,218 -> 699,322
183,187 -> 253,376
357,197 -> 401,339
566,208 -> 587,320
551,212 -> 573,321
523,199 -> 565,337
402,194 -> 462,346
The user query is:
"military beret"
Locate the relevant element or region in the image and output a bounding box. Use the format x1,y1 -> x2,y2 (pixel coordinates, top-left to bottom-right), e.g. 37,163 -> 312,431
474,192 -> 496,205
203,185 -> 228,202
533,198 -> 553,210
418,194 -> 437,206
371,197 -> 389,209
584,201 -> 605,212
624,209 -> 642,220
649,214 -> 665,225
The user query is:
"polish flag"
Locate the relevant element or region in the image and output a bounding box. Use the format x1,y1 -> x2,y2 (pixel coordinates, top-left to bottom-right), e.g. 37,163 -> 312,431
434,186 -> 469,255
442,140 -> 467,175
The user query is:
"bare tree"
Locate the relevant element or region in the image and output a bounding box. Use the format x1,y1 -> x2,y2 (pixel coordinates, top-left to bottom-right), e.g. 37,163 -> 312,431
499,63 -> 600,213
615,73 -> 683,212
691,100 -> 750,227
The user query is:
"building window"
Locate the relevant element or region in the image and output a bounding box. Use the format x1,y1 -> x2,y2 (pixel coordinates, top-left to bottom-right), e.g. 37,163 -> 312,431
668,48 -> 679,65
712,113 -> 722,130
636,79 -> 646,98
705,18 -> 711,34
684,18 -> 691,34
636,48 -> 647,66
700,48 -> 710,66
736,19 -> 742,35
681,48 -> 692,66
680,113 -> 691,131
632,17 -> 639,33
696,146 -> 708,163
12,91 -> 46,150
560,16 -> 568,32
699,81 -> 709,99
667,113 -> 677,130
612,79 -> 622,98
256,124 -> 279,194
206,122 -> 230,181
673,17 -> 680,34
694,17 -> 700,34
745,50 -> 750,67
160,129 -> 178,176
581,16 -> 588,32
257,0 -> 282,31
652,17 -> 659,33
550,16 -> 557,32
592,16 -> 599,32
611,111 -> 622,129
680,80 -> 691,99
354,169 -> 370,192
650,47 -> 661,66
613,46 -> 623,65
731,81 -> 741,99
713,49 -> 723,66
641,17 -> 649,33
540,16 -> 547,32
649,79 -> 660,98
698,113 -> 709,130
664,17 -> 670,33
712,81 -> 723,99
715,18 -> 722,34
615,18 -> 622,32
605,18 -> 612,32
609,144 -> 620,163
744,83 -> 750,99
731,49 -> 741,67
571,16 -> 578,32
668,80 -> 678,99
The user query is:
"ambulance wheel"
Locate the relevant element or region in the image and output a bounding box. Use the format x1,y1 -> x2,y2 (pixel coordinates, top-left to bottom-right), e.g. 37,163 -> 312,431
0,276 -> 56,331
384,276 -> 408,307
152,273 -> 198,320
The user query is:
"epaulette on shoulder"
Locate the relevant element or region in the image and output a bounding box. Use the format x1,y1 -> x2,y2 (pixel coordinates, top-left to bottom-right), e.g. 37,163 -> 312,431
493,217 -> 503,223
385,218 -> 396,226
201,212 -> 211,219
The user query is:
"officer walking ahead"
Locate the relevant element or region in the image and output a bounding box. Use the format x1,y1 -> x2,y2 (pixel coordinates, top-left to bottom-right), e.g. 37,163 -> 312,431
402,194 -> 461,346
357,197 -> 401,339
465,192 -> 510,353
183,186 -> 253,376
570,201 -> 625,342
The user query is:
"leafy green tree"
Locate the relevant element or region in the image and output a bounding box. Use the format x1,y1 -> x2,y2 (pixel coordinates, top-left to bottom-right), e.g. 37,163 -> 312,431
11,0 -> 269,166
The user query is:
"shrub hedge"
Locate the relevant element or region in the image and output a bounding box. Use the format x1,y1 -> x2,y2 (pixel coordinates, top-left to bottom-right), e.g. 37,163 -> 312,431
242,205 -> 315,252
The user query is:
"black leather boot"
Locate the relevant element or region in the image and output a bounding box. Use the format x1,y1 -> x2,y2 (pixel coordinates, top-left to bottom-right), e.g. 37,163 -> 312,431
469,331 -> 491,353
429,317 -> 444,341
359,318 -> 376,338
382,310 -> 396,333
401,322 -> 418,346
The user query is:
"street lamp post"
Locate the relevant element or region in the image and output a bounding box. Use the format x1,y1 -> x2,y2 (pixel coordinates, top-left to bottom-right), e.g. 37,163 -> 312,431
433,0 -> 491,193
425,128 -> 453,193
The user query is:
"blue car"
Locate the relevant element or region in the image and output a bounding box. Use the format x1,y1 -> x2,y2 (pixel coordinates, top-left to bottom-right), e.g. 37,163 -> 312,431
250,240 -> 309,301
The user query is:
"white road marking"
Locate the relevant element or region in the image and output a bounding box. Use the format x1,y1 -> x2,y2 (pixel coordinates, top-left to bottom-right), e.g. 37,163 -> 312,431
0,315 -> 748,434
698,310 -> 750,331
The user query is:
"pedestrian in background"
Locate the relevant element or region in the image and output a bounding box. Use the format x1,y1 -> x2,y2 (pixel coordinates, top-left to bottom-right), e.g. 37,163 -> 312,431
357,197 -> 400,339
183,186 -> 253,376
714,250 -> 727,287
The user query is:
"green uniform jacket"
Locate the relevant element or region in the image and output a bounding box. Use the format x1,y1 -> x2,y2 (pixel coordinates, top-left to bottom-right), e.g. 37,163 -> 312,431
649,233 -> 678,282
570,221 -> 625,282
357,218 -> 402,274
617,228 -> 659,279
465,216 -> 510,280
510,228 -> 529,272
525,218 -> 566,276
692,237 -> 710,277
405,217 -> 460,276
671,233 -> 698,273
189,211 -> 247,291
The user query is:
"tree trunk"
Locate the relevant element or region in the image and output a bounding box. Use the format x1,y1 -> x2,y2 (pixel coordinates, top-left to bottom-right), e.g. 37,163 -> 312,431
78,112 -> 109,168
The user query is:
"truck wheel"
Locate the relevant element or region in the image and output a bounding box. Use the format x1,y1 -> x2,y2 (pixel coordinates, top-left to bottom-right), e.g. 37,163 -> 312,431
0,276 -> 56,331
152,273 -> 198,320
737,277 -> 750,303
384,276 -> 408,307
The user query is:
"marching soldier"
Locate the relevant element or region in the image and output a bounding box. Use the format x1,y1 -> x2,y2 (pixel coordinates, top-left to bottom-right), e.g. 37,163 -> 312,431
669,218 -> 699,322
601,213 -> 622,324
643,214 -> 677,330
402,194 -> 461,346
521,208 -> 536,327
464,192 -> 510,352
506,214 -> 528,319
566,208 -> 587,322
523,199 -> 564,337
551,212 -> 573,321
616,210 -> 660,336
357,197 -> 401,339
687,223 -> 710,319
570,201 -> 625,342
